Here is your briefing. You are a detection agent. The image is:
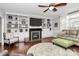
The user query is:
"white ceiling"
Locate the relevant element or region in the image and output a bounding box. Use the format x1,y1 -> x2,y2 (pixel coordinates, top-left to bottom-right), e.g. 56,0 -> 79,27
0,3 -> 79,18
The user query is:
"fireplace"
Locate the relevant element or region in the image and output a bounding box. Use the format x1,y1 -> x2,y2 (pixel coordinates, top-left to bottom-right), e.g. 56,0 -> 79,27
29,28 -> 42,41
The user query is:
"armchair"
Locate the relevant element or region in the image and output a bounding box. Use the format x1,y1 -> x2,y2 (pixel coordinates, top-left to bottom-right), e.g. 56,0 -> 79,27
4,33 -> 19,48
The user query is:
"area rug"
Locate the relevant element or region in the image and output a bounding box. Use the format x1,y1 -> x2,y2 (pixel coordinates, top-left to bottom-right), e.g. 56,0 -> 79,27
27,42 -> 78,56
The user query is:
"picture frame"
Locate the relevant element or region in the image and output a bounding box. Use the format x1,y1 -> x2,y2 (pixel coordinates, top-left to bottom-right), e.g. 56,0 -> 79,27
22,19 -> 26,25
7,29 -> 11,33
54,22 -> 58,27
42,19 -> 46,29
15,30 -> 17,32
8,15 -> 13,19
20,29 -> 23,32
25,29 -> 28,32
47,19 -> 51,28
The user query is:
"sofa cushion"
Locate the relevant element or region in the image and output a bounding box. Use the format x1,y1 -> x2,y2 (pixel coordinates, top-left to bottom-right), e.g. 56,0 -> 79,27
4,38 -> 18,44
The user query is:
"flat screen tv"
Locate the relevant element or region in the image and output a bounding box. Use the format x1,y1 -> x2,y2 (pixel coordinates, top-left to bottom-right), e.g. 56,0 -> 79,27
30,18 -> 42,26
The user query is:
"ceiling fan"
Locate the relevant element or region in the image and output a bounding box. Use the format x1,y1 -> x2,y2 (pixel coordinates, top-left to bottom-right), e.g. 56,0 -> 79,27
38,3 -> 67,12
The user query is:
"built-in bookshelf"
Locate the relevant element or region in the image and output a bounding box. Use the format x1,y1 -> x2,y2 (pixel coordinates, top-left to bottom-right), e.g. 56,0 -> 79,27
42,19 -> 51,30
42,19 -> 47,29
7,14 -> 18,33
19,16 -> 28,32
47,19 -> 51,30
47,19 -> 51,28
7,14 -> 28,33
6,14 -> 52,36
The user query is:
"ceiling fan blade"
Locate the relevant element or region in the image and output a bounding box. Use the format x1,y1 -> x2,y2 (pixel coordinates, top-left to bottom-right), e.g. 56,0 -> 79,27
54,3 -> 67,7
53,8 -> 57,12
38,5 -> 49,7
43,8 -> 49,12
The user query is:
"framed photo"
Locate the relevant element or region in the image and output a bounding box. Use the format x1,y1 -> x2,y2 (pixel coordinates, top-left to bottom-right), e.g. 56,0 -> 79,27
7,29 -> 11,33
22,19 -> 26,25
15,30 -> 17,32
8,15 -> 13,19
20,29 -> 23,32
25,29 -> 28,32
54,22 -> 58,27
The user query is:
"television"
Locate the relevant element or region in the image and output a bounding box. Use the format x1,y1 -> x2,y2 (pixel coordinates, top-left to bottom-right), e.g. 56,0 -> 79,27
30,18 -> 42,26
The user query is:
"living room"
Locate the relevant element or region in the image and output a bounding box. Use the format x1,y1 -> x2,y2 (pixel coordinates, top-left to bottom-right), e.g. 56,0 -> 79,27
0,2 -> 79,56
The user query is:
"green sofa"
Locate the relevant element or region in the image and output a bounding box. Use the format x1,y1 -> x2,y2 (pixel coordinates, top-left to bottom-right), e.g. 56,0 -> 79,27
53,38 -> 75,48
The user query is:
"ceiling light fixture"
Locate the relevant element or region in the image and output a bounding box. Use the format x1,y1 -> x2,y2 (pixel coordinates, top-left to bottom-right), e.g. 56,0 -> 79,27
49,6 -> 54,10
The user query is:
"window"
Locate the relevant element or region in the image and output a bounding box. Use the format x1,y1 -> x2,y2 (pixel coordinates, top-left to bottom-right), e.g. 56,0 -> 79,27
67,11 -> 79,29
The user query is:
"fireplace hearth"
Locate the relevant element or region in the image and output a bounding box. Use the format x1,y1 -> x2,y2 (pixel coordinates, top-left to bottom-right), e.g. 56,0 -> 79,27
29,28 -> 42,41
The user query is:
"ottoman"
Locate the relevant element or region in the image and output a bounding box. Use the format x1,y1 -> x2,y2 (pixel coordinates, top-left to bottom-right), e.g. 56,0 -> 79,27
52,38 -> 75,48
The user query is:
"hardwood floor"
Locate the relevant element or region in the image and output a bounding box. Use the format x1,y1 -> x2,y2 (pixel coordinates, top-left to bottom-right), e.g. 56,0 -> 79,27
70,45 -> 79,52
0,37 -> 79,56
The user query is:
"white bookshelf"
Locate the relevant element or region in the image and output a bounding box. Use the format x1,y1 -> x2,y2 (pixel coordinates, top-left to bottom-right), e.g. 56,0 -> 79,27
7,14 -> 28,34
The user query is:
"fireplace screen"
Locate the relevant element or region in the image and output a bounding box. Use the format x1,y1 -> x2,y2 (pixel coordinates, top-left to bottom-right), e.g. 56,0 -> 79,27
31,31 -> 40,40
29,28 -> 42,41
